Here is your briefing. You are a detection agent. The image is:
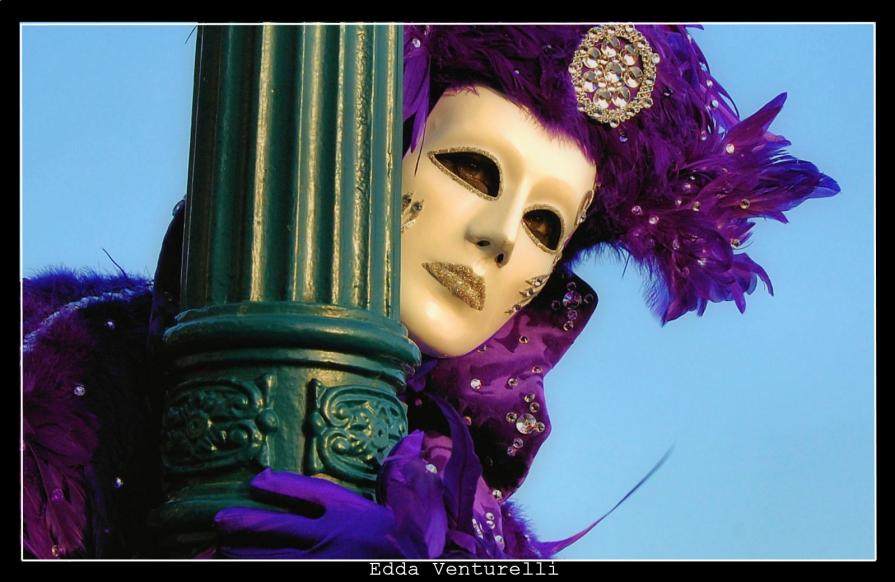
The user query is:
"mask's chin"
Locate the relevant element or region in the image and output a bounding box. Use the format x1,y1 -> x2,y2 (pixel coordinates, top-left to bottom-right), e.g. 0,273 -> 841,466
406,322 -> 481,360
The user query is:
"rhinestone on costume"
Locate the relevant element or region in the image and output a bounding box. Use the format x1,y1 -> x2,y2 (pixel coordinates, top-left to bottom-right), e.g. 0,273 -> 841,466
562,321 -> 575,331
504,303 -> 522,315
412,38 -> 421,48
51,545 -> 61,558
519,335 -> 529,344
551,299 -> 561,311
464,416 -> 472,425
524,393 -> 535,403
624,67 -> 642,88
605,62 -> 622,83
73,384 -> 86,397
114,477 -> 124,489
725,143 -> 736,154
711,99 -> 720,109
740,199 -> 751,210
516,413 -> 538,435
506,446 -> 517,456
506,412 -> 518,423
513,438 -> 524,449
470,378 -> 482,391
425,463 -> 438,474
530,402 -> 540,413
507,377 -> 519,388
562,290 -> 582,309
478,345 -> 488,352
486,519 -> 496,529
648,215 -> 659,225
105,320 -> 116,330
536,422 -> 546,432
692,201 -> 701,211
602,34 -> 620,56
619,132 -> 629,143
492,489 -> 503,500
51,488 -> 64,502
731,238 -> 741,248
584,294 -> 595,304
566,309 -> 579,321
532,365 -> 543,374
612,87 -> 630,107
569,25 -> 659,125
697,258 -> 707,266
495,535 -> 506,549
486,512 -> 495,521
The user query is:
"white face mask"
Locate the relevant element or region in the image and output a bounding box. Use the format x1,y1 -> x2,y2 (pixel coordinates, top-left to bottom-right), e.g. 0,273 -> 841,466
400,86 -> 597,358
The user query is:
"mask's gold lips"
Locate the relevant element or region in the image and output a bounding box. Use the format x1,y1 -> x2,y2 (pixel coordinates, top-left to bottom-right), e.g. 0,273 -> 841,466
422,262 -> 486,311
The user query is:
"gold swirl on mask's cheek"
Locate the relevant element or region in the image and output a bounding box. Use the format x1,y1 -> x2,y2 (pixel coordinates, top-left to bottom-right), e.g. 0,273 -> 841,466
504,272 -> 553,314
401,193 -> 424,234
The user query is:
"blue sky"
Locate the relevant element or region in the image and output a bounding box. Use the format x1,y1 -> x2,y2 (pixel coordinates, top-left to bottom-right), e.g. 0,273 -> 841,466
22,24 -> 874,559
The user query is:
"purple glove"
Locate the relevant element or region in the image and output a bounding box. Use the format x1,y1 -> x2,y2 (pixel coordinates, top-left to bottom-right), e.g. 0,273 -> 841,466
214,468 -> 403,559
214,431 -> 449,559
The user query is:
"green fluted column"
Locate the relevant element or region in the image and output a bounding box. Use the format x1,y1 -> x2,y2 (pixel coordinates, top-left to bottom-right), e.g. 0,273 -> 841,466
153,24 -> 418,554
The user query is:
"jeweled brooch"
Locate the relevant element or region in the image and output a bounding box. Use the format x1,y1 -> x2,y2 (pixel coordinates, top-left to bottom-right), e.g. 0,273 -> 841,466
568,24 -> 660,126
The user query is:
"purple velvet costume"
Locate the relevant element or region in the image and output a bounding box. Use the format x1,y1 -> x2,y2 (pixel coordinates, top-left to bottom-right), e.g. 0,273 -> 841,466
22,24 -> 839,559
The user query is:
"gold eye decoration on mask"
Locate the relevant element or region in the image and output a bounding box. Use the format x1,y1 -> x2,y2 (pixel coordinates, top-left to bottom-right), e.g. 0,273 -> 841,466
523,207 -> 563,252
429,147 -> 502,200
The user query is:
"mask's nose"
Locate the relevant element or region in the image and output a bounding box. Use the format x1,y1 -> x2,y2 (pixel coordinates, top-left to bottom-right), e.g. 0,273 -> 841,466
466,195 -> 526,267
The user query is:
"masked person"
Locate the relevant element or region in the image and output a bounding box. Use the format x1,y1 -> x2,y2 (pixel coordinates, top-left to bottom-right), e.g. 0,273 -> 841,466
22,25 -> 839,559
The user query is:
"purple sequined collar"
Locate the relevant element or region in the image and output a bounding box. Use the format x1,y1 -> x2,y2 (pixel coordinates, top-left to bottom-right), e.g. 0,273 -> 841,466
406,268 -> 597,500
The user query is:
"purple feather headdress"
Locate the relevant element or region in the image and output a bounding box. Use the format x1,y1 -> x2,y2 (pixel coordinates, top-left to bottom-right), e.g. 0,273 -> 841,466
403,25 -> 839,324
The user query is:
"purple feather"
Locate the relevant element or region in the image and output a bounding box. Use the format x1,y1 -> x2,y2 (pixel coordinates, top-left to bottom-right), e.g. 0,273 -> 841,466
378,430 -> 448,558
429,394 -> 482,535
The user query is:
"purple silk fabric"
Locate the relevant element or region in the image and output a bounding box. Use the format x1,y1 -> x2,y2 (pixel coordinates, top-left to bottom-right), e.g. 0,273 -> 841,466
407,267 -> 598,500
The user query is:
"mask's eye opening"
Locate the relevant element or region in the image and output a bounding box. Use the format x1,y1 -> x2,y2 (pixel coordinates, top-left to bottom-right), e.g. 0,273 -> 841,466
432,151 -> 500,198
523,209 -> 562,251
